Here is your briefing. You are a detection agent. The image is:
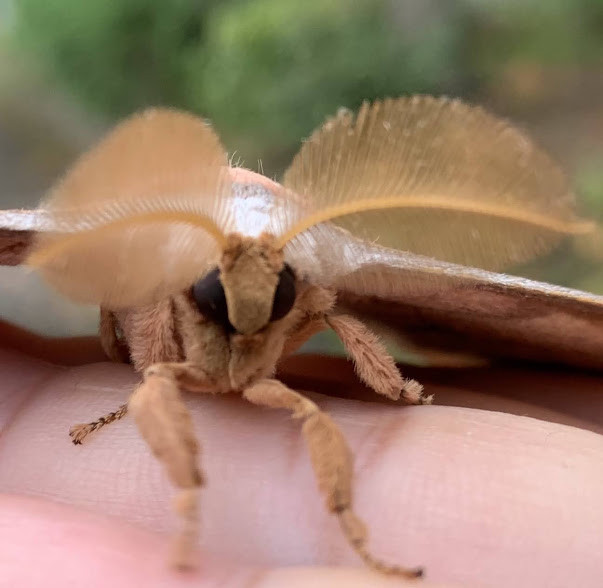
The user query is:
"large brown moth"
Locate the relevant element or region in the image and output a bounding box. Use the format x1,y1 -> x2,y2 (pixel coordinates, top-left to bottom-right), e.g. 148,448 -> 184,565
1,95 -> 602,578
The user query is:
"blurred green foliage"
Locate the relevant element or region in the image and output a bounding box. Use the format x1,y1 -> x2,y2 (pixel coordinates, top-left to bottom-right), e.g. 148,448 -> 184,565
12,0 -> 603,158
13,0 -> 213,115
12,0 -> 603,173
471,0 -> 603,68
187,0 -> 468,167
13,0 -> 472,171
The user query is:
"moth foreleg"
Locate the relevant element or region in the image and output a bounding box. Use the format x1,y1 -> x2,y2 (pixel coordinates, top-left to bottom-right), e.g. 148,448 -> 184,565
69,403 -> 128,444
326,314 -> 432,405
129,362 -> 207,569
68,309 -> 130,444
243,378 -> 422,579
69,361 -> 215,445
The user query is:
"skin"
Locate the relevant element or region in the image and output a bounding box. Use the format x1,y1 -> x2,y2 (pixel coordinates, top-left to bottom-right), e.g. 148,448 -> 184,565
1,322 -> 603,587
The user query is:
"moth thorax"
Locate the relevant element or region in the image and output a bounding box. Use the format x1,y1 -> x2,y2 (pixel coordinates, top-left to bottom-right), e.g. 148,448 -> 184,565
219,233 -> 284,335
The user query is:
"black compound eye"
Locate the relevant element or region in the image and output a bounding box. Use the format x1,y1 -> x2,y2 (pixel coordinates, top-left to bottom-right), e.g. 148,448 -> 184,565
270,264 -> 296,322
192,268 -> 232,329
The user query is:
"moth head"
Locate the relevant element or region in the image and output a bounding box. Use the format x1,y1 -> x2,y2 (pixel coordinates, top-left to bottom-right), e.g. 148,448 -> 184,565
192,233 -> 296,334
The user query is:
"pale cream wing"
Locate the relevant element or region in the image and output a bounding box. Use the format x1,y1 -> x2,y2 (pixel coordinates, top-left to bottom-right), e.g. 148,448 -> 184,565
281,96 -> 592,270
27,108 -> 233,309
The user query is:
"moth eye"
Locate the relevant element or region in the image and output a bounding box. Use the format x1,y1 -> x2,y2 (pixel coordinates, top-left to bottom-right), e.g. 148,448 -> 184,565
192,268 -> 231,329
271,264 -> 296,322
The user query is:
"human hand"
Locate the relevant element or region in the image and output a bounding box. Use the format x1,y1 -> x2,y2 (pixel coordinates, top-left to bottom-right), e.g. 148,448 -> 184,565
1,331 -> 602,587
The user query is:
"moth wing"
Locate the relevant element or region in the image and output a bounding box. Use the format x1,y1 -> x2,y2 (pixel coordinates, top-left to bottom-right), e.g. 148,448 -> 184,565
340,257 -> 603,370
282,96 -> 592,271
24,109 -> 233,309
0,209 -> 47,265
285,222 -> 603,370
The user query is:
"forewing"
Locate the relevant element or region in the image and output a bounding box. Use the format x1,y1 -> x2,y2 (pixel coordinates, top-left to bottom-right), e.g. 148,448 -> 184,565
26,109 -> 232,308
285,221 -> 603,370
338,257 -> 603,370
282,96 -> 591,270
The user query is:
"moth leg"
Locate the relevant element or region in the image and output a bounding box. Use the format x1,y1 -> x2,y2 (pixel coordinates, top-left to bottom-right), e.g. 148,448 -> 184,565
69,307 -> 130,443
243,378 -> 423,579
128,362 -> 208,569
326,314 -> 432,405
69,305 -> 134,445
69,361 -> 214,445
69,403 -> 128,444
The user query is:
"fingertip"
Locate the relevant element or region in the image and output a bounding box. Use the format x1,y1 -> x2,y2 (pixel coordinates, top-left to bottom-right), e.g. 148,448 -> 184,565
0,495 -> 456,588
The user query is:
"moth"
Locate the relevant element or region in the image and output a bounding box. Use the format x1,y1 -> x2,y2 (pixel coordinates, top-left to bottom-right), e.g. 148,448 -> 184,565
1,95 -> 602,578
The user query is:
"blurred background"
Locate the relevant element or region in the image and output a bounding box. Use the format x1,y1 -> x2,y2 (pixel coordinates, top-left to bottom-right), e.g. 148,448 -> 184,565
0,0 -> 602,339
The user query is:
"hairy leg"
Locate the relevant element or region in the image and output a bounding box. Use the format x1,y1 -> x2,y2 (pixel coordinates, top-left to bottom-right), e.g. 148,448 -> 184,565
128,362 -> 210,569
69,309 -> 130,444
243,378 -> 422,579
68,361 -> 216,445
326,314 -> 432,405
